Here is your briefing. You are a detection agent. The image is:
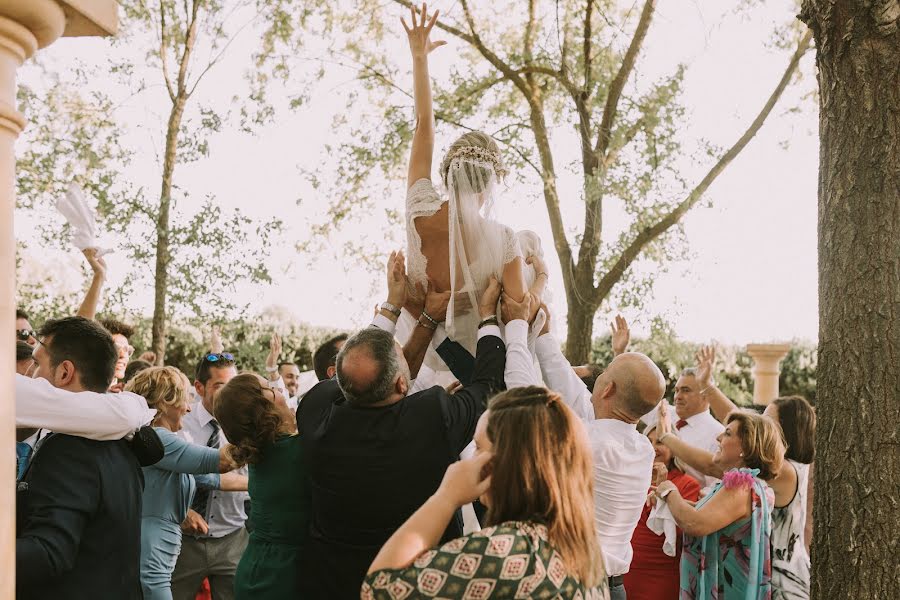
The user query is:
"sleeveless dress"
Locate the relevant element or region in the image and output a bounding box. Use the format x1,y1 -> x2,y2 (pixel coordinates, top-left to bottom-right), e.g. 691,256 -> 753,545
770,461 -> 811,599
680,468 -> 774,600
623,469 -> 701,600
234,434 -> 311,599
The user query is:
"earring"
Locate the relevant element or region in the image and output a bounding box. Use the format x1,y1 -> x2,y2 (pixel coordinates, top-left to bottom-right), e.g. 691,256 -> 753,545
740,453 -> 744,457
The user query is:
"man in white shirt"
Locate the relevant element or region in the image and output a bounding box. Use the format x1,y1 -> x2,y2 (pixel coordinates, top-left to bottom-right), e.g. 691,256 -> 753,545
671,367 -> 726,489
533,317 -> 665,600
170,353 -> 247,600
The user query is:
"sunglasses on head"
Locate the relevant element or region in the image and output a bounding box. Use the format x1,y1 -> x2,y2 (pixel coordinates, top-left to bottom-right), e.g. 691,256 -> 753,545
204,352 -> 234,363
16,329 -> 36,341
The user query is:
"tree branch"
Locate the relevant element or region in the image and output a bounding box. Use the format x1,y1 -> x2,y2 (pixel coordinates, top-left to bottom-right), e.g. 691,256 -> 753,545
593,29 -> 813,303
583,0 -> 594,91
593,0 -> 656,159
176,0 -> 201,95
159,3 -> 176,102
187,10 -> 262,98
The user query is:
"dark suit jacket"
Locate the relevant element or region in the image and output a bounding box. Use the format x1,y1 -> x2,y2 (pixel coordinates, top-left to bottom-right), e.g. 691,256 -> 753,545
297,333 -> 506,599
16,434 -> 145,600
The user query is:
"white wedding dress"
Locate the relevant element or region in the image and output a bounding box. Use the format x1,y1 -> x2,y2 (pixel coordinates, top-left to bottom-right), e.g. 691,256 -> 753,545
398,174 -> 547,385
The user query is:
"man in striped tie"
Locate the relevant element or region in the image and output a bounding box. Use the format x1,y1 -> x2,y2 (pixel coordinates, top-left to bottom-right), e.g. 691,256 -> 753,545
170,352 -> 247,600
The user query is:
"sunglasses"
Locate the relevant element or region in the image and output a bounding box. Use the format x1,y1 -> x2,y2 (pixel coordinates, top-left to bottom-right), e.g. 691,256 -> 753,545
16,329 -> 37,341
204,352 -> 234,363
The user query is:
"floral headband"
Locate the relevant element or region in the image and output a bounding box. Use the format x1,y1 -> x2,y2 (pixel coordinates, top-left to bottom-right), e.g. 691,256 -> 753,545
445,145 -> 508,180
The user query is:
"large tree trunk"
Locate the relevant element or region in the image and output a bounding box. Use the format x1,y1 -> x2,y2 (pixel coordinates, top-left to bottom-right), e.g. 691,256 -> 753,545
150,98 -> 186,365
799,2 -> 900,598
565,297 -> 597,364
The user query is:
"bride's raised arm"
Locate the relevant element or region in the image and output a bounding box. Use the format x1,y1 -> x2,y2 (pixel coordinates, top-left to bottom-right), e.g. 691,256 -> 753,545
402,4 -> 445,189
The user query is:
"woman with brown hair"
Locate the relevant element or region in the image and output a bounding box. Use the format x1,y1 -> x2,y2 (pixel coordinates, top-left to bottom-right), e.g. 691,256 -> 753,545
213,373 -> 309,599
623,424 -> 701,600
363,386 -> 610,599
655,410 -> 784,599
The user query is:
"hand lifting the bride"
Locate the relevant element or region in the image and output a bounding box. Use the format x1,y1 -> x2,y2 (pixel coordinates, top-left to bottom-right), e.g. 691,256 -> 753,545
397,4 -> 549,384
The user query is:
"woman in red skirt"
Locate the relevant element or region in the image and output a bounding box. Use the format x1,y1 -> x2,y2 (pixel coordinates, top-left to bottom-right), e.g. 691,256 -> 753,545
623,425 -> 701,600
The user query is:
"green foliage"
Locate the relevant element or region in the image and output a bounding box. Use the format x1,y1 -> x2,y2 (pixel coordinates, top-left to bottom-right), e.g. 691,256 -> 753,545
588,318 -> 815,406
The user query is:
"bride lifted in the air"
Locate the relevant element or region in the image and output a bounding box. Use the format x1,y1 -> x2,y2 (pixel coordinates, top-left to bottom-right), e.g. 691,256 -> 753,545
397,3 -> 547,379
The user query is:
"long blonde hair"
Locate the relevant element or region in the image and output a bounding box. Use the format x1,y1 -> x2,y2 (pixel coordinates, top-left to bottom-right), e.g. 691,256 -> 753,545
484,386 -> 604,587
125,366 -> 190,425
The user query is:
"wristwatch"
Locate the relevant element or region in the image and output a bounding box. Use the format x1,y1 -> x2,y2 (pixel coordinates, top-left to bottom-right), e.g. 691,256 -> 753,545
380,302 -> 402,317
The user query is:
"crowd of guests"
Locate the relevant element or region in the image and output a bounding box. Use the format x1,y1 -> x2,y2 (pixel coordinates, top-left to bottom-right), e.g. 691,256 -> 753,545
13,6 -> 816,597
13,249 -> 816,600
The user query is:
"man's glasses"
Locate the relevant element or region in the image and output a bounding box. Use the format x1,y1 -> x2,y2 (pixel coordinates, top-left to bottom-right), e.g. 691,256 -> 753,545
16,329 -> 36,341
204,352 -> 234,363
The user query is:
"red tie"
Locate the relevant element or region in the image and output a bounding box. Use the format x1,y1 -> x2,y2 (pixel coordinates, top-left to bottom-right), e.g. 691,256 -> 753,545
675,419 -> 689,430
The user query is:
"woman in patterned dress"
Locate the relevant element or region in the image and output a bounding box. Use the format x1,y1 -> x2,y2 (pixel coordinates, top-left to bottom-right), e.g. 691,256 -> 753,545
655,411 -> 785,599
363,386 -> 610,599
670,348 -> 816,599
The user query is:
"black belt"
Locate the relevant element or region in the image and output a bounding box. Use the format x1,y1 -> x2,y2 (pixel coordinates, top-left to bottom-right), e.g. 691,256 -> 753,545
608,575 -> 623,587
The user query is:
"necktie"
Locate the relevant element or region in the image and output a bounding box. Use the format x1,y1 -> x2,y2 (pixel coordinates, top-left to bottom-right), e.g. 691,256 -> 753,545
190,420 -> 220,518
675,419 -> 689,430
16,442 -> 33,481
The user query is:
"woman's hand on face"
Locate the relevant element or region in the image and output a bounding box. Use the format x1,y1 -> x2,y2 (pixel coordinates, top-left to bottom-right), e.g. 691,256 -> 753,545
435,451 -> 492,508
401,4 -> 446,58
652,462 -> 669,487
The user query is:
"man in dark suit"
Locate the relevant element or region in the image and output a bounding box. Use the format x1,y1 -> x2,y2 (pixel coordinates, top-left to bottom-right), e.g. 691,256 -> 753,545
298,268 -> 508,599
16,316 -> 144,599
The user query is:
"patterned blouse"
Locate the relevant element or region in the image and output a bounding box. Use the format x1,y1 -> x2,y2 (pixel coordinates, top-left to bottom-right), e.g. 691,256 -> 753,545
362,521 -> 610,600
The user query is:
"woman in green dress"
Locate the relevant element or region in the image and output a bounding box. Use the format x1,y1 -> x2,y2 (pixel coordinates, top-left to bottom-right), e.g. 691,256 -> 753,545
214,372 -> 310,599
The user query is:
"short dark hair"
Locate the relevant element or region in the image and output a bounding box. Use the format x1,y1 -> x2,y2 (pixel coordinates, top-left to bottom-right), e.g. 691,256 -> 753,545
335,328 -> 397,405
278,362 -> 298,370
579,364 -> 603,393
16,308 -> 29,321
38,316 -> 117,393
99,317 -> 135,340
123,360 -> 153,384
194,353 -> 237,385
16,341 -> 34,362
314,333 -> 348,381
772,396 -> 816,464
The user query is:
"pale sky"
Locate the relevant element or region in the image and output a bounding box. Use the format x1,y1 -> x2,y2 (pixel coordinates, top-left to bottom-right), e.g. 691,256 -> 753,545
15,0 -> 819,346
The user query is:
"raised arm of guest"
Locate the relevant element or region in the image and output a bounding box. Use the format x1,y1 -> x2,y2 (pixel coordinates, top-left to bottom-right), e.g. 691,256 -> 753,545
75,248 -> 107,320
533,306 -> 594,421
695,345 -> 738,423
657,403 -> 724,479
403,3 -> 445,188
15,374 -> 154,440
209,325 -> 224,354
610,314 -> 630,357
440,277 -> 507,455
263,333 -> 292,400
499,290 -> 539,389
152,428 -> 240,475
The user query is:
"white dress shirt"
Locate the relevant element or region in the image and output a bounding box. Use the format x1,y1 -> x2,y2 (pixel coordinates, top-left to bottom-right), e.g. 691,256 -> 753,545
535,334 -> 654,576
15,374 -> 156,440
178,400 -> 249,538
674,410 -> 725,489
588,419 -> 655,576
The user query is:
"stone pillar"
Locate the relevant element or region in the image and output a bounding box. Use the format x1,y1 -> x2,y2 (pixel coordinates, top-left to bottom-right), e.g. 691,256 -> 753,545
0,2 -> 116,597
746,343 -> 791,406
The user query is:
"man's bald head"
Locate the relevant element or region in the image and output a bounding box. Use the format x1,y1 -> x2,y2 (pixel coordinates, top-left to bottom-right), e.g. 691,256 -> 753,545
593,352 -> 666,421
335,327 -> 409,405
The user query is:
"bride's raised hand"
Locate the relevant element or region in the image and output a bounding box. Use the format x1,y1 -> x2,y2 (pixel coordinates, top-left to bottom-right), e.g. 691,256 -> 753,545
401,3 -> 446,57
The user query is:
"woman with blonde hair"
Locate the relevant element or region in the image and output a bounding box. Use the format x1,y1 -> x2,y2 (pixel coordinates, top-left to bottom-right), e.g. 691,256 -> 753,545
363,386 -> 609,599
125,366 -> 246,600
213,373 -> 309,599
655,410 -> 784,599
